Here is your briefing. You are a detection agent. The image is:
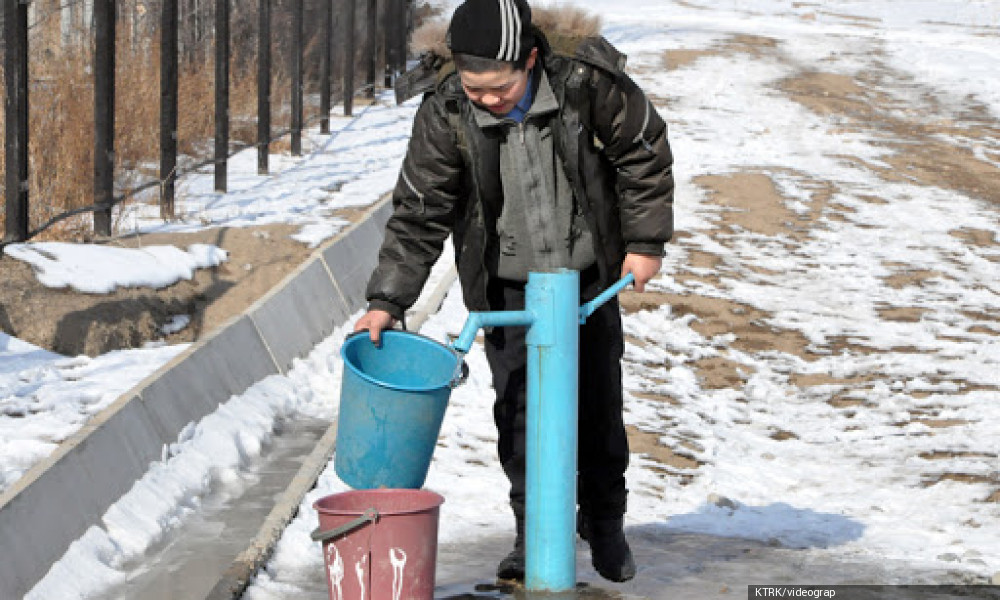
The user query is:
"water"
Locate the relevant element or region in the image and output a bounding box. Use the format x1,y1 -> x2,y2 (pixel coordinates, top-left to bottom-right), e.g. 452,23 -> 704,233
100,416 -> 331,600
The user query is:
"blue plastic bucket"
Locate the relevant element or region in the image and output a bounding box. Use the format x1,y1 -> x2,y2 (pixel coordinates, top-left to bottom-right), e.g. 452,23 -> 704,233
335,330 -> 464,489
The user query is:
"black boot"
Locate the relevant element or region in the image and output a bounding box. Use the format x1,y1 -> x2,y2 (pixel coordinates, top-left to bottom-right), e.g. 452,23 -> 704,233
578,513 -> 636,582
496,517 -> 525,581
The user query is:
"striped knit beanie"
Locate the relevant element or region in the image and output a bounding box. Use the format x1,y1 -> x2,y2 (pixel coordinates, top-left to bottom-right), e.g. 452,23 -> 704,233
447,0 -> 535,63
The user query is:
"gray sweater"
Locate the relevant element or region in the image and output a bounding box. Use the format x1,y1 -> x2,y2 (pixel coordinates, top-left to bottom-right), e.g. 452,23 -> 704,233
471,70 -> 596,281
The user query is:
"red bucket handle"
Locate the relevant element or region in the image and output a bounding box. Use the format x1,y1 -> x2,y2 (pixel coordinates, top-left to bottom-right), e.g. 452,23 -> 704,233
310,508 -> 379,543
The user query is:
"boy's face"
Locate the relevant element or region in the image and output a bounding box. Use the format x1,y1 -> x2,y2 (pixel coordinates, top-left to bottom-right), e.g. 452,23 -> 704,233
459,48 -> 538,115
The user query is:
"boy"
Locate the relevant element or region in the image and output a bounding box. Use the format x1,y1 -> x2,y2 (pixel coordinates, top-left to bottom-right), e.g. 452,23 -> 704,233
354,0 -> 674,582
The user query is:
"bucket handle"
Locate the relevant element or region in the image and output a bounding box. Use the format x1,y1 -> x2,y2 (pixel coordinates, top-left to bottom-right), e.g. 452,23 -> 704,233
449,356 -> 470,388
310,508 -> 380,543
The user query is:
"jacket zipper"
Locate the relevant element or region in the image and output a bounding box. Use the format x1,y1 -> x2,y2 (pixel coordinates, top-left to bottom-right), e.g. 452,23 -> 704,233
461,110 -> 492,312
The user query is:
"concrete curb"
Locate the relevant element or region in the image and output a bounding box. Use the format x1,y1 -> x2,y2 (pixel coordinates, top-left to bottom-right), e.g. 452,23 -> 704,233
0,197 -> 393,600
205,254 -> 459,600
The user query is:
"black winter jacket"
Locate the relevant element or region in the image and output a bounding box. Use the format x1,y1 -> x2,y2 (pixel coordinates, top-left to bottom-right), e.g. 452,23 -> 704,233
366,30 -> 674,319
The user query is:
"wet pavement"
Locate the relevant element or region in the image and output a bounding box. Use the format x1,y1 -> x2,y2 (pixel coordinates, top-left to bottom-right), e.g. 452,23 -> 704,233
434,525 -> 995,599
412,527 -> 983,599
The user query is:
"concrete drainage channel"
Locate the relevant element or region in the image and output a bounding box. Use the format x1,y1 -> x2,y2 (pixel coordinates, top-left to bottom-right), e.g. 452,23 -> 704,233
105,415 -> 333,600
0,197 -> 458,600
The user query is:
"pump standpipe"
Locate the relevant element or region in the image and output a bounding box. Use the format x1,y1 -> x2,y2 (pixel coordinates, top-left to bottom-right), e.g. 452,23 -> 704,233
451,269 -> 634,592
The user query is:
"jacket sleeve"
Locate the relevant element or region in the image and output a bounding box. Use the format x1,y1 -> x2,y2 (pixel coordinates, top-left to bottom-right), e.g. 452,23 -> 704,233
365,97 -> 464,319
589,68 -> 674,256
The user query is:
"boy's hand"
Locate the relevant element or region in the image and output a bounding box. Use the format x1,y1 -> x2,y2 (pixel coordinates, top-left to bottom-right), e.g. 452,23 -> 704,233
621,253 -> 662,293
354,310 -> 397,345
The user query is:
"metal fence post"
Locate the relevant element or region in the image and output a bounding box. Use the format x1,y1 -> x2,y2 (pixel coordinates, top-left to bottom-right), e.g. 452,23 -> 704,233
330,1 -> 341,103
258,0 -> 271,174
3,0 -> 29,242
94,0 -> 115,236
160,0 -> 179,220
343,0 -> 356,116
365,0 -> 378,98
214,0 -> 230,192
320,0 -> 332,134
383,0 -> 397,86
291,0 -> 304,154
395,0 -> 407,74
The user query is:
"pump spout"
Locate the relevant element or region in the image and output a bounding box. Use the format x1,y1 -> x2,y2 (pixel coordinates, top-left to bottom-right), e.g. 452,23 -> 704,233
450,309 -> 535,354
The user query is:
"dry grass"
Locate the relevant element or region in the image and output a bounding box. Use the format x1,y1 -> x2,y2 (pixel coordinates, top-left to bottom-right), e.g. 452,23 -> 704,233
1,24 -> 265,241
22,50 -> 96,241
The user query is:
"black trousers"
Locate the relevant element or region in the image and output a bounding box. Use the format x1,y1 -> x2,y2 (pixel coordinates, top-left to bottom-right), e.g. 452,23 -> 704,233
484,268 -> 630,522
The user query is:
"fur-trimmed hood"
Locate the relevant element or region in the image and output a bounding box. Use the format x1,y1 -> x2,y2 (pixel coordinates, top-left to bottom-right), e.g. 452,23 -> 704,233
410,4 -> 603,59
394,4 -> 622,105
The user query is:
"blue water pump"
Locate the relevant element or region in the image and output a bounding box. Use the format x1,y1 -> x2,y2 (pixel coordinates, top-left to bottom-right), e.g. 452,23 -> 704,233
451,269 -> 634,592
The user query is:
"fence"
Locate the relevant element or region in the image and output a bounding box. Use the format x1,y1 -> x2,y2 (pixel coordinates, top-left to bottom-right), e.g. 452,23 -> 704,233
1,0 -> 414,248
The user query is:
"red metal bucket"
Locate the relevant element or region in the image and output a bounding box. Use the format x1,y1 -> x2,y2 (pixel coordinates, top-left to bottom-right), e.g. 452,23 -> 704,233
312,489 -> 444,600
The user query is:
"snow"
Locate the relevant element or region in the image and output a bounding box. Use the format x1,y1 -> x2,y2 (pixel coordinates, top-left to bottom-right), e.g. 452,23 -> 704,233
3,0 -> 999,597
3,242 -> 228,294
118,101 -> 418,248
0,335 -> 186,493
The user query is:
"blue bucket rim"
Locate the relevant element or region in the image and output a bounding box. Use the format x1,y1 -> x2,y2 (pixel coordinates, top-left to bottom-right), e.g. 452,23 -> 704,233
341,330 -> 462,392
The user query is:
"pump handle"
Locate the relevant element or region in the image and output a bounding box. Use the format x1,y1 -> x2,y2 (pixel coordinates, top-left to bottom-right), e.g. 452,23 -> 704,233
579,273 -> 635,323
